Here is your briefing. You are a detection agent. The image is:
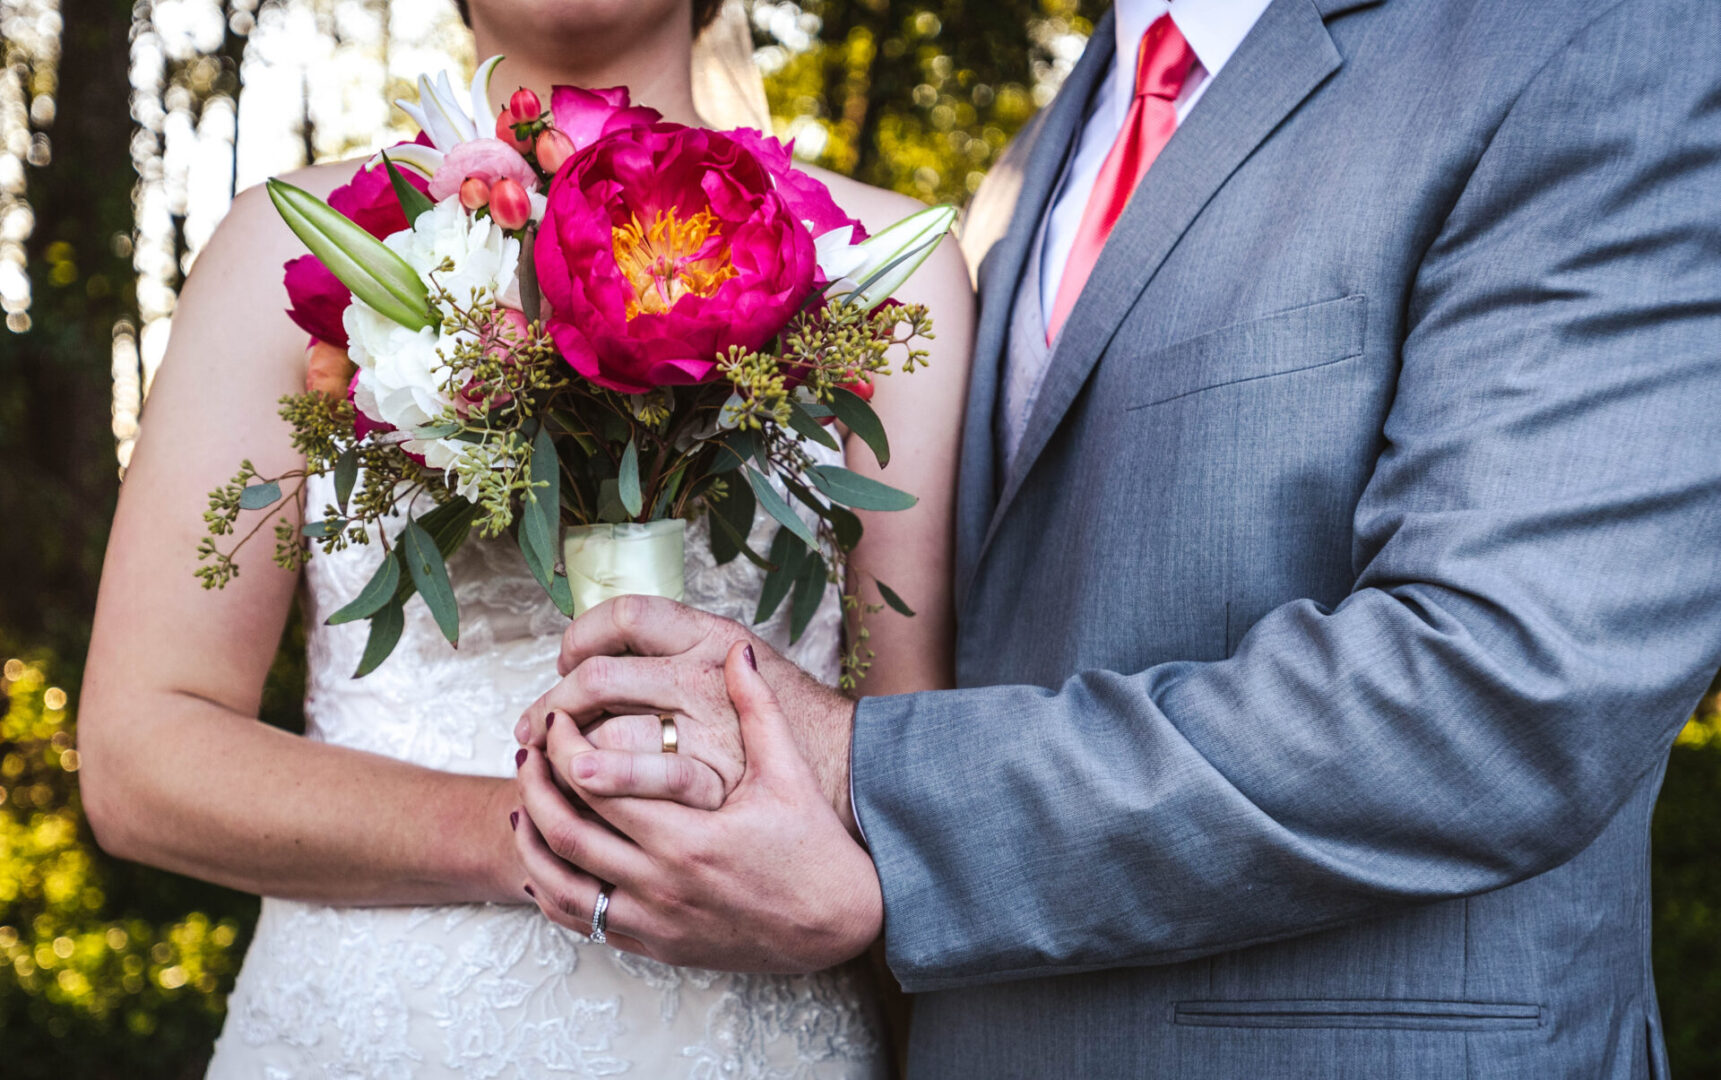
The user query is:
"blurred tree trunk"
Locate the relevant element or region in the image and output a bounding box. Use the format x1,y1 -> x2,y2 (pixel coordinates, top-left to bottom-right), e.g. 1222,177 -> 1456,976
0,0 -> 137,665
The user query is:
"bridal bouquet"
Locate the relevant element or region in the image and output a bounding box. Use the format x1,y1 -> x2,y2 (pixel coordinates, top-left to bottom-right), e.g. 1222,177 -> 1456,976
197,57 -> 954,681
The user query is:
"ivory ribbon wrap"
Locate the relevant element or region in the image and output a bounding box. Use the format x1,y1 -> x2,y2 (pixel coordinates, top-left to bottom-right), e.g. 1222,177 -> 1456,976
562,520 -> 687,618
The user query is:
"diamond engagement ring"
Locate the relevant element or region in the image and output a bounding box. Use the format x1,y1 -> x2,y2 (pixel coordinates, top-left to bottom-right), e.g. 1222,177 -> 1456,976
590,885 -> 613,944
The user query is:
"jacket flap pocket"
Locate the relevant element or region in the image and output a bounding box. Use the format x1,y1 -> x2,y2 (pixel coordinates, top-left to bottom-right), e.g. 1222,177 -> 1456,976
1127,293 -> 1367,409
1173,998 -> 1542,1031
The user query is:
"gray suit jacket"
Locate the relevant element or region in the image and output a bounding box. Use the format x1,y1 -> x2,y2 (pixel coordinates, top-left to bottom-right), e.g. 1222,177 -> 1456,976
850,1 -> 1721,1077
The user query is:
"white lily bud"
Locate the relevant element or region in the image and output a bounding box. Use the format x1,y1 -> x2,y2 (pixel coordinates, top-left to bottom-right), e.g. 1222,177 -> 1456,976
816,203 -> 957,313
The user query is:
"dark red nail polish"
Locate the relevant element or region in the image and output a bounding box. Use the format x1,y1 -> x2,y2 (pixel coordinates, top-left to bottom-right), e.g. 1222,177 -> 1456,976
744,644 -> 757,670
546,712 -> 556,730
515,748 -> 527,768
524,884 -> 535,898
509,810 -> 519,831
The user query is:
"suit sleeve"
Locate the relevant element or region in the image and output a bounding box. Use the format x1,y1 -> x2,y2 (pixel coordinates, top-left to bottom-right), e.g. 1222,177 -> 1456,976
853,4 -> 1721,992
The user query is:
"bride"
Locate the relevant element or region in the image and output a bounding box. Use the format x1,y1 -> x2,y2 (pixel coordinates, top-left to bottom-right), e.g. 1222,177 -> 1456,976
75,0 -> 974,1075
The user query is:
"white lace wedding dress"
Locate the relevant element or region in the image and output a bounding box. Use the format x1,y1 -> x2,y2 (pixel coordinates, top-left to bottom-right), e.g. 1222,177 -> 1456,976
206,456 -> 887,1079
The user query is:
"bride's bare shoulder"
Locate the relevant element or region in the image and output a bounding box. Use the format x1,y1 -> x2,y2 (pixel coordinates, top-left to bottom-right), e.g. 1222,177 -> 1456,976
213,158 -> 366,254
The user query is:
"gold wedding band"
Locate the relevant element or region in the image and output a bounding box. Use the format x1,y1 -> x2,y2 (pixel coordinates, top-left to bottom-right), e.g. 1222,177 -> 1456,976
659,713 -> 679,754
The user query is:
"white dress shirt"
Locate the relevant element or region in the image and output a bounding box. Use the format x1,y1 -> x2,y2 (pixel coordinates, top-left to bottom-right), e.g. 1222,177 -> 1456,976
1038,0 -> 1275,322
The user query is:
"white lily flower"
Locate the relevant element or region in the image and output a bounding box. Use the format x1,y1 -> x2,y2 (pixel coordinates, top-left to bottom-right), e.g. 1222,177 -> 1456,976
372,55 -> 505,179
816,203 -> 957,313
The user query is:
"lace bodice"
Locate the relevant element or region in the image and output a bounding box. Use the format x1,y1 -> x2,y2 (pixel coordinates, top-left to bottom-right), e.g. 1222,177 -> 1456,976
206,446 -> 886,1080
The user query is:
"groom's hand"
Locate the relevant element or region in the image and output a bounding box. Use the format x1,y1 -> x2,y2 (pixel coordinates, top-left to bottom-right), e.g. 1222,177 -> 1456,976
512,642 -> 883,972
516,596 -> 858,831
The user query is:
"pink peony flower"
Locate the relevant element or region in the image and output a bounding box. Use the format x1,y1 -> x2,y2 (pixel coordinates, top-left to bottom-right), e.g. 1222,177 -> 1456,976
548,85 -> 662,157
724,127 -> 867,247
428,137 -> 538,203
283,138 -> 432,349
535,120 -> 828,393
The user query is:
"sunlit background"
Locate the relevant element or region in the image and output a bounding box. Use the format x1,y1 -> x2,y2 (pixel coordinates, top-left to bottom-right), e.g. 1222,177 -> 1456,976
1,2 -> 1717,1076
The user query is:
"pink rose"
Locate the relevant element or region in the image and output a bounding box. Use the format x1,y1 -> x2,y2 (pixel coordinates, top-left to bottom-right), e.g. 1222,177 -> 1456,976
534,121 -> 822,394
428,137 -> 539,202
283,138 -> 432,349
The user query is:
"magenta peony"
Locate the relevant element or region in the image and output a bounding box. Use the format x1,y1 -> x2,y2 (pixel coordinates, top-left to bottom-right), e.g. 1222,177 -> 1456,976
535,108 -> 862,394
282,139 -> 431,348
548,85 -> 661,157
723,127 -> 867,246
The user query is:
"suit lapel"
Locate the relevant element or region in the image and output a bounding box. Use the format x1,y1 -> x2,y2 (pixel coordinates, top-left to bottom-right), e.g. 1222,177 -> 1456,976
977,0 -> 1346,566
952,9 -> 1115,611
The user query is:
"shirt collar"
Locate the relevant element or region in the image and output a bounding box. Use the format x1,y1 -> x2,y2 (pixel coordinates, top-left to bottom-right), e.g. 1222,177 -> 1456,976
1110,0 -> 1275,123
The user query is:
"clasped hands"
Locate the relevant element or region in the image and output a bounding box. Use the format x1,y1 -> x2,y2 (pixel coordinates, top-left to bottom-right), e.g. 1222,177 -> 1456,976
508,595 -> 883,972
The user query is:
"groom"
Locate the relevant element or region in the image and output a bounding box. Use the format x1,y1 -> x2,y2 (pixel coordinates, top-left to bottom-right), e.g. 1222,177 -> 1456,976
514,0 -> 1721,1075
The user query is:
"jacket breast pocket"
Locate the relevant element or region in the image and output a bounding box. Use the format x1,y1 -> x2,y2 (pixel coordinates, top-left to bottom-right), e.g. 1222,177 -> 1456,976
1125,293 -> 1367,410
1172,998 -> 1543,1032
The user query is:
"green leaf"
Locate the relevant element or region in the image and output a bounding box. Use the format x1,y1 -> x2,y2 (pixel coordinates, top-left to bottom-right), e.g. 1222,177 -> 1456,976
829,387 -> 889,467
400,517 -> 460,645
518,223 -> 541,325
876,580 -> 915,617
417,497 -> 480,559
239,480 -> 281,510
754,527 -> 806,624
266,178 -> 432,332
412,422 -> 463,439
617,437 -> 643,518
353,599 -> 406,678
746,467 -> 817,549
788,554 -> 829,644
596,479 -> 630,523
808,464 -> 917,512
706,479 -> 756,566
711,429 -> 754,473
651,465 -> 686,520
333,448 -> 358,514
519,424 -> 559,591
327,550 -> 402,625
381,151 -> 434,223
828,505 -> 864,551
301,517 -> 346,539
787,400 -> 841,452
548,572 -> 576,617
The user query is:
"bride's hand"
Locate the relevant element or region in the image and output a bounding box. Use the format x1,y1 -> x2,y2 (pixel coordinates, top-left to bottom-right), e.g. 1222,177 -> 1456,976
515,596 -> 854,820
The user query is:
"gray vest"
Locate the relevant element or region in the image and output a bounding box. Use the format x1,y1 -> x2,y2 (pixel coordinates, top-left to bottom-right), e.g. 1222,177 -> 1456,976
995,221 -> 1054,480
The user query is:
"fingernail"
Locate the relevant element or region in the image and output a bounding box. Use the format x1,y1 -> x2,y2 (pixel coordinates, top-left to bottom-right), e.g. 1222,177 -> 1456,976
524,884 -> 535,898
546,712 -> 556,730
515,748 -> 528,768
744,644 -> 757,670
572,753 -> 598,781
513,716 -> 529,743
509,810 -> 519,831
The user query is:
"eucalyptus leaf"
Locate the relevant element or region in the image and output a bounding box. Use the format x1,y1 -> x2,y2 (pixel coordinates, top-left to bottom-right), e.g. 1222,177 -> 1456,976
520,424 -> 559,590
353,599 -> 406,678
754,528 -> 806,624
787,401 -> 841,451
788,554 -> 828,644
712,429 -> 755,473
706,479 -> 756,566
327,550 -> 402,625
617,438 -> 643,518
876,580 -> 916,617
333,448 -> 358,514
809,464 -> 917,512
382,152 -> 434,223
830,388 -> 889,467
417,497 -> 479,558
596,479 -> 630,523
828,505 -> 864,551
401,517 -> 460,645
239,480 -> 281,510
301,518 -> 346,539
746,467 -> 817,549
549,572 -> 576,617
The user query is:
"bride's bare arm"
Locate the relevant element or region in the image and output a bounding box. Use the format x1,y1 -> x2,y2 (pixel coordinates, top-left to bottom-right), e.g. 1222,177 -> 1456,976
824,178 -> 975,698
77,167 -> 523,906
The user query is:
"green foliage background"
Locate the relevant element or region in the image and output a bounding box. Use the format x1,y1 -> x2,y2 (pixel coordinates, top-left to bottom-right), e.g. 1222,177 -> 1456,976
1,1 -> 1715,1076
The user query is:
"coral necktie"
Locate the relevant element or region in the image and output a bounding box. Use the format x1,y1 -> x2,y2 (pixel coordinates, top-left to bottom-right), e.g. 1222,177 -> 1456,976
1046,14 -> 1198,342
